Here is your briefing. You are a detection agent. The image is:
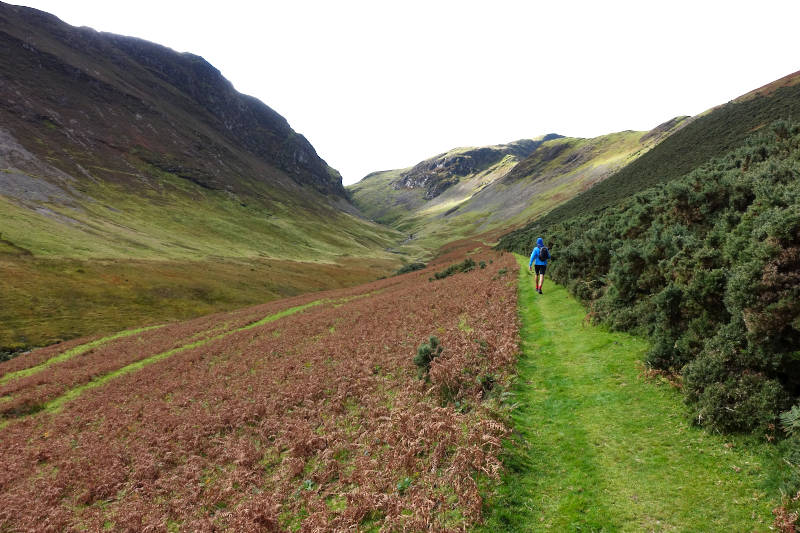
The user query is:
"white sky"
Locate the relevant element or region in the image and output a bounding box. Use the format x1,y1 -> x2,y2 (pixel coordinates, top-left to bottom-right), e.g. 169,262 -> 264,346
13,1 -> 800,184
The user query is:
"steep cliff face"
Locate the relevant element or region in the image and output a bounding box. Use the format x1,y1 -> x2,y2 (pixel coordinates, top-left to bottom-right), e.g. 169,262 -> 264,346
0,2 -> 345,201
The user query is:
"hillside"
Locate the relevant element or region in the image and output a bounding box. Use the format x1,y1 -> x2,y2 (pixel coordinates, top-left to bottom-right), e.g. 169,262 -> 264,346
0,3 -> 403,352
348,122 -> 685,254
0,241 -> 519,531
495,71 -> 800,528
1,242 -> 790,530
351,137 -> 559,225
531,70 -> 800,224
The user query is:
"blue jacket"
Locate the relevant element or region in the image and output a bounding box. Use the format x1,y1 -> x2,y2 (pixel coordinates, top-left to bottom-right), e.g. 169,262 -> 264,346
529,237 -> 548,267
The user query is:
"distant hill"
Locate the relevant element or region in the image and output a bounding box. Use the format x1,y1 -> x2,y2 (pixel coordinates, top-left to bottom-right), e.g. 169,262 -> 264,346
350,136 -> 559,226
530,70 -> 800,225
0,2 -> 401,352
349,121 -> 684,253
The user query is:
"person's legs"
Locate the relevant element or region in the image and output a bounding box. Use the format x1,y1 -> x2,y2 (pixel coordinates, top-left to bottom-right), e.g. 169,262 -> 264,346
534,264 -> 546,293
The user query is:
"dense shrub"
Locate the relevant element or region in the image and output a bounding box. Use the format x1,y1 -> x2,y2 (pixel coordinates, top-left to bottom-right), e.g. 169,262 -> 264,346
394,262 -> 426,276
430,258 -> 476,280
500,120 -> 800,433
413,336 -> 443,378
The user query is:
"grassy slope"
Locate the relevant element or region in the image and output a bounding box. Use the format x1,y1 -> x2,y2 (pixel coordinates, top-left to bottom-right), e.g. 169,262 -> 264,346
0,169 -> 399,261
0,174 -> 403,351
346,169 -> 426,228
0,145 -> 404,352
0,244 -> 520,530
479,257 -> 782,531
0,253 -> 398,352
534,73 -> 800,225
348,149 -> 519,227
349,124 -> 686,258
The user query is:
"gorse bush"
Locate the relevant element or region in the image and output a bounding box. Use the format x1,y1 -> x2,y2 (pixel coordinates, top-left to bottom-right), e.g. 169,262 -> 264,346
430,258 -> 476,281
414,336 -> 443,378
500,120 -> 800,433
394,262 -> 426,276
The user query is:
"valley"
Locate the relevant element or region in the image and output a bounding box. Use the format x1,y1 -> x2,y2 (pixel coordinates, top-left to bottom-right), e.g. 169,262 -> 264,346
1,1 -> 800,530
0,2 -> 403,353
348,122 -> 685,253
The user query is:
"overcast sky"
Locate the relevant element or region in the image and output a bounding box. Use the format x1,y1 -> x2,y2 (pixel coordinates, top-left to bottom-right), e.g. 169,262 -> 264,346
15,1 -> 800,184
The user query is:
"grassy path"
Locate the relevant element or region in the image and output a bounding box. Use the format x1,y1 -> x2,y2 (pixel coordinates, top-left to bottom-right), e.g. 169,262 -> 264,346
480,256 -> 779,531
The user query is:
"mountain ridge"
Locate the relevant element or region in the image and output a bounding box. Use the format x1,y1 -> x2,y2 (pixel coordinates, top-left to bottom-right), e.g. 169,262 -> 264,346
0,2 -> 345,200
392,135 -> 563,200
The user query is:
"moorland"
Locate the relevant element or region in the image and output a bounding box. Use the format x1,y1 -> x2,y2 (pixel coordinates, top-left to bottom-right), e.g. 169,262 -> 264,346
1,2 -> 800,530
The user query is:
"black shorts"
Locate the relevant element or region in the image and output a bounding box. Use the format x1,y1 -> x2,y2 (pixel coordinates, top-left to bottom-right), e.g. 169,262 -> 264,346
534,264 -> 547,275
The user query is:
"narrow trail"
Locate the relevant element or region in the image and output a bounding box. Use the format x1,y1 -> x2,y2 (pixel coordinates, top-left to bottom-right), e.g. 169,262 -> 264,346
480,255 -> 778,531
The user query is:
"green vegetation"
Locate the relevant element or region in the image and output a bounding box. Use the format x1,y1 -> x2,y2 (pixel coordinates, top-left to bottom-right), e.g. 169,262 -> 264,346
500,121 -> 800,435
534,81 -> 800,224
394,262 -> 426,275
499,123 -> 800,522
430,258 -> 476,281
413,336 -> 443,378
0,168 -> 400,262
348,130 -> 674,257
480,258 -> 783,531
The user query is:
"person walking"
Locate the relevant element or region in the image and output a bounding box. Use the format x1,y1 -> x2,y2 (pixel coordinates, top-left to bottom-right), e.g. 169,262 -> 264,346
528,237 -> 550,294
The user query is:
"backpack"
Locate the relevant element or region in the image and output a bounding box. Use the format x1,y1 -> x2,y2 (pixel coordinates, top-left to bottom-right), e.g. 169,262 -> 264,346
539,246 -> 550,261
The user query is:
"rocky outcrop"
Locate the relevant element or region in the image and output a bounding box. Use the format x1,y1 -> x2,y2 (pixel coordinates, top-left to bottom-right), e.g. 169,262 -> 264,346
392,136 -> 561,199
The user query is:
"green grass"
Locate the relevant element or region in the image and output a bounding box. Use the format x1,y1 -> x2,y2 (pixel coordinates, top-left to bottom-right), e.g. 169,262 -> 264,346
0,173 -> 402,262
478,256 -> 781,531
